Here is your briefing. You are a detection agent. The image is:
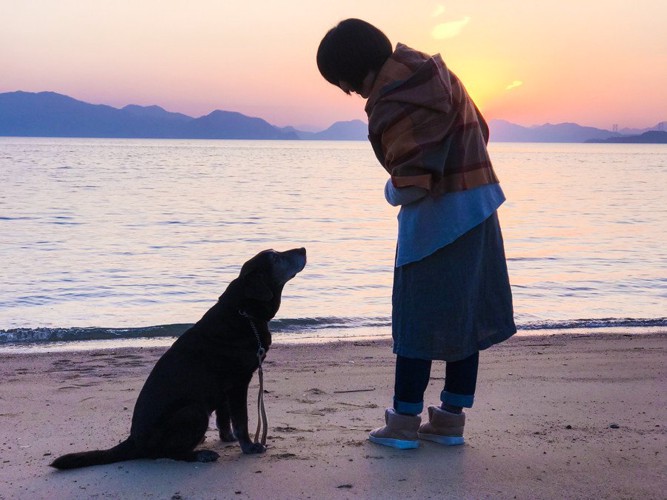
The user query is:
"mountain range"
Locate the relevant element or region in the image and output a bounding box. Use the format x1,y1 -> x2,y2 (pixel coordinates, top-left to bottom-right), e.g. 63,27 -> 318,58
489,119 -> 667,143
1,91 -> 665,143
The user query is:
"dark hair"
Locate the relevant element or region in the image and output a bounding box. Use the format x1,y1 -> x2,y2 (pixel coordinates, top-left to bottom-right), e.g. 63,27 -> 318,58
316,19 -> 392,94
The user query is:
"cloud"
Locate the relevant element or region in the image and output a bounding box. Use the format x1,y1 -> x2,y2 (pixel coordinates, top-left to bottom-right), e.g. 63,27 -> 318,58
431,17 -> 471,39
432,5 -> 445,17
506,80 -> 523,91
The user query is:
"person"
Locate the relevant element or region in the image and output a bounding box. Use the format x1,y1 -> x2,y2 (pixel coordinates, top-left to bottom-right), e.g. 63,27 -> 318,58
316,19 -> 516,449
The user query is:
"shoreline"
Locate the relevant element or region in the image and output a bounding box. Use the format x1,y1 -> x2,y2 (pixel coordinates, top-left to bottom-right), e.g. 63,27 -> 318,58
1,332 -> 665,499
1,324 -> 666,354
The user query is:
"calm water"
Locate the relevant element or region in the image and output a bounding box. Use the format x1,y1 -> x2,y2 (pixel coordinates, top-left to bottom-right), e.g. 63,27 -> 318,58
1,138 -> 665,348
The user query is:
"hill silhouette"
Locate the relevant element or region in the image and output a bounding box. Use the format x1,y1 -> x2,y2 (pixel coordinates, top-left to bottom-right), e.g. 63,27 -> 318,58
587,130 -> 667,144
0,91 -> 297,140
1,91 -> 665,142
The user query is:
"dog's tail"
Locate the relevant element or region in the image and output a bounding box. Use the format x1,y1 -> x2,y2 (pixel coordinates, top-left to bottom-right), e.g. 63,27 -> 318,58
50,438 -> 140,470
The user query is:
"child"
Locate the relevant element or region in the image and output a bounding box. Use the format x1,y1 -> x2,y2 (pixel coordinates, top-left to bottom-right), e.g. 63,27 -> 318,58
317,19 -> 516,449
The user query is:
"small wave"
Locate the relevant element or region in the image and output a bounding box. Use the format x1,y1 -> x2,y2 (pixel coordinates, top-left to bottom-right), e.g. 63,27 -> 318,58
270,316 -> 391,332
0,317 -> 391,345
0,324 -> 192,344
1,317 -> 665,346
519,317 -> 667,331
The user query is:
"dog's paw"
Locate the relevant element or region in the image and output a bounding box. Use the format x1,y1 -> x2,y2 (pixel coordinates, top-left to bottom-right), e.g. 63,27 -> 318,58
241,442 -> 266,455
195,450 -> 220,463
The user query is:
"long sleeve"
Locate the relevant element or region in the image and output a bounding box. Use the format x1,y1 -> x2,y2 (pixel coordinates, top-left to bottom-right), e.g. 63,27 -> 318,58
384,179 -> 428,207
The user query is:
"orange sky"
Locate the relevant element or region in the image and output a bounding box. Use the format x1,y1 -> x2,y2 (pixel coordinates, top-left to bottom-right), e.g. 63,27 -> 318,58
1,0 -> 665,131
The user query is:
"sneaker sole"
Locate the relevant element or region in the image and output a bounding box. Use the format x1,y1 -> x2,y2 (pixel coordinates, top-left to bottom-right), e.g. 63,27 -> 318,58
368,435 -> 419,449
418,433 -> 465,446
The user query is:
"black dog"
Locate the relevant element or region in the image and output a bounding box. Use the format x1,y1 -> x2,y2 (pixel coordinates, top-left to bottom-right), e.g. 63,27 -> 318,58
51,247 -> 306,470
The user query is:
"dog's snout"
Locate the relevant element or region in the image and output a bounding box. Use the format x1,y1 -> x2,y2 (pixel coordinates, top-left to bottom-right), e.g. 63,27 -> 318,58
278,247 -> 306,281
295,247 -> 307,266
284,247 -> 306,262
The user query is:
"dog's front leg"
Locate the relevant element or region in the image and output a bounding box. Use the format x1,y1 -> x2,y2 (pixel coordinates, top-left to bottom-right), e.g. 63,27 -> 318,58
215,397 -> 236,442
227,383 -> 265,454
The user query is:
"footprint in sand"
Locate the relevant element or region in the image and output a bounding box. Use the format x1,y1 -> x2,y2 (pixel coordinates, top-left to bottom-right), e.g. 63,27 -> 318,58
273,425 -> 301,433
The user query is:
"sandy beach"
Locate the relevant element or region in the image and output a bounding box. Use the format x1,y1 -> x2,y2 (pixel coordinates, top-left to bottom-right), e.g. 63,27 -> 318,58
0,332 -> 665,499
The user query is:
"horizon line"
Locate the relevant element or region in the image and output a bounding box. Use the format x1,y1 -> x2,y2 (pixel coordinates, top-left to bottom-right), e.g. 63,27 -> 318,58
2,89 -> 665,134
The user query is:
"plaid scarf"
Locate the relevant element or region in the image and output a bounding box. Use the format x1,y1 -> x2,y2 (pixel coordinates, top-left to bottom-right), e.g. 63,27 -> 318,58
365,44 -> 499,196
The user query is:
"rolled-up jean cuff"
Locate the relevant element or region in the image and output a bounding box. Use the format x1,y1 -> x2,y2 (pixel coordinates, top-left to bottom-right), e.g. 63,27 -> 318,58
440,390 -> 474,408
393,398 -> 423,416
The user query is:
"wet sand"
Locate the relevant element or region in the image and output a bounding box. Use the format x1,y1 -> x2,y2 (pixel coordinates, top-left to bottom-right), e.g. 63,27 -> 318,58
0,332 -> 665,499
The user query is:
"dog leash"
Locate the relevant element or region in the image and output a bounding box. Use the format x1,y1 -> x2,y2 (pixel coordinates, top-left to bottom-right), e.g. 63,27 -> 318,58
239,310 -> 268,447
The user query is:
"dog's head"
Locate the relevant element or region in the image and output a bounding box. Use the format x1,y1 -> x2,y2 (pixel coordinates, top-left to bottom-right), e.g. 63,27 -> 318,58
235,247 -> 307,321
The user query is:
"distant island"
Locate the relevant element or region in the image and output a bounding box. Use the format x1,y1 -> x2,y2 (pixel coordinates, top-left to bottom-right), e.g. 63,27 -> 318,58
489,119 -> 667,143
1,91 -> 665,143
586,130 -> 667,144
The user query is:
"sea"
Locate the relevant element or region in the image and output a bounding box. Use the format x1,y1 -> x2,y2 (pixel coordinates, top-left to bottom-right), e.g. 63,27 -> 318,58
1,138 -> 665,352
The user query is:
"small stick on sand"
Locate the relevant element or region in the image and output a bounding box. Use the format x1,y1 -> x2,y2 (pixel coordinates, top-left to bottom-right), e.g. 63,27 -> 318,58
333,388 -> 375,394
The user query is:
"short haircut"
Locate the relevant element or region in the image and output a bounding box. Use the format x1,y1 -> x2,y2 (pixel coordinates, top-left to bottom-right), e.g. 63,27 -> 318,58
316,19 -> 392,94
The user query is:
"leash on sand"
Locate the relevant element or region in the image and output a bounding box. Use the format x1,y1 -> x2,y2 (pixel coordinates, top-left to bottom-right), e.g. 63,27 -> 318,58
240,310 -> 268,447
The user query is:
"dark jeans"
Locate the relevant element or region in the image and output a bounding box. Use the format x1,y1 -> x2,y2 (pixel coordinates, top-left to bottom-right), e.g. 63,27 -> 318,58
393,352 -> 479,415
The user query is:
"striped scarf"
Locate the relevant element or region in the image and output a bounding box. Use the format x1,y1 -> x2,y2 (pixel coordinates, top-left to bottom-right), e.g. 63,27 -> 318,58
365,44 -> 499,196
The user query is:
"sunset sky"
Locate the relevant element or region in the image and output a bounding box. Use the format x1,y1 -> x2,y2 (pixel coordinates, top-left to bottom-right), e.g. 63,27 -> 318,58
1,0 -> 666,131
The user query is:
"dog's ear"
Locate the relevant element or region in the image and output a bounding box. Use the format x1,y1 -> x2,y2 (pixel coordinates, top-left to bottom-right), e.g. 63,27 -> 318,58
244,274 -> 274,301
